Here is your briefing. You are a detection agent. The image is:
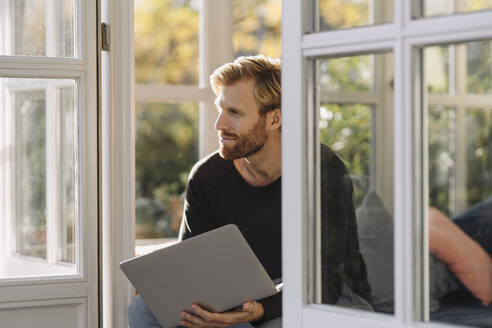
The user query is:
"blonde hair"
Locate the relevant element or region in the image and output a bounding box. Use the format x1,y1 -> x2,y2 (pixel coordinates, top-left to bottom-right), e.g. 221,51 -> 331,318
210,55 -> 281,114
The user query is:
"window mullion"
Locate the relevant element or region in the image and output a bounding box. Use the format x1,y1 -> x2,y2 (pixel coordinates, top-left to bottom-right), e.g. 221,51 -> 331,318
199,0 -> 233,157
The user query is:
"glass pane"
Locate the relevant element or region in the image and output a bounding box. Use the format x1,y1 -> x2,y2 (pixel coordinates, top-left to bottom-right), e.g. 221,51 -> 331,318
134,0 -> 199,85
232,0 -> 282,58
319,103 -> 372,208
320,55 -> 374,92
467,41 -> 492,95
466,108 -> 492,205
0,0 -> 76,57
318,0 -> 393,31
135,102 -> 198,255
314,53 -> 394,314
428,105 -> 456,217
421,0 -> 492,17
423,40 -> 492,327
425,46 -> 451,94
0,78 -> 78,279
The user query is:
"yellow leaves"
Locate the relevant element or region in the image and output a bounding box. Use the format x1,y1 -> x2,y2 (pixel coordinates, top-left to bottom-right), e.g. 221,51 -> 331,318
262,0 -> 282,27
135,0 -> 283,84
135,0 -> 199,84
319,0 -> 369,29
232,0 -> 282,57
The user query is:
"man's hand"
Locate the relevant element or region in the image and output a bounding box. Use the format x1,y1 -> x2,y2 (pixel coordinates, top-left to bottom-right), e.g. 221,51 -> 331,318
180,301 -> 264,328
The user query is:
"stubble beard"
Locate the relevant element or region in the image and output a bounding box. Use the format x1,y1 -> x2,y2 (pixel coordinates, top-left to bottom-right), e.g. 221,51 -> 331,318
219,115 -> 268,160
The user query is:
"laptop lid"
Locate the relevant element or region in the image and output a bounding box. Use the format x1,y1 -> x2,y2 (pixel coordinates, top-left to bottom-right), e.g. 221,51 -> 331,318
120,224 -> 278,328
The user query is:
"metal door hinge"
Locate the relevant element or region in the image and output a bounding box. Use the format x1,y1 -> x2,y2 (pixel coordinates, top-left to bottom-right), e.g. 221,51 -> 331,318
101,23 -> 110,52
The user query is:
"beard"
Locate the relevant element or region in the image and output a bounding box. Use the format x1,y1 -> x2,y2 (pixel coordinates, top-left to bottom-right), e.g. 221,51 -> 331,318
219,115 -> 268,160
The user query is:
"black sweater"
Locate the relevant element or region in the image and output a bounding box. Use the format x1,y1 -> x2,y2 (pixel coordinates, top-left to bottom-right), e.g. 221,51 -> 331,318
179,145 -> 371,325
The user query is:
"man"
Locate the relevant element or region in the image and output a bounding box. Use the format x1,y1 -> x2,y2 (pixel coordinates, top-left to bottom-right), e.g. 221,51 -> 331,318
128,56 -> 371,328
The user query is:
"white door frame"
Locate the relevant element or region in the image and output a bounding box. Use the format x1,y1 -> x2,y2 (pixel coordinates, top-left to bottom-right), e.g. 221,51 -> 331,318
282,1 -> 492,327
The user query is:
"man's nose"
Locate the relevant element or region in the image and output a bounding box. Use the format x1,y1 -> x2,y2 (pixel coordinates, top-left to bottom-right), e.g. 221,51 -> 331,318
214,111 -> 226,131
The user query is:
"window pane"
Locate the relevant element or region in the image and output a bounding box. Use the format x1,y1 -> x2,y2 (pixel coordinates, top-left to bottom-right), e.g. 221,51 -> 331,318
428,105 -> 456,217
423,40 -> 492,327
232,0 -> 281,58
314,53 -> 394,314
135,102 -> 198,254
320,55 -> 374,92
466,108 -> 492,205
134,0 -> 199,85
0,78 -> 78,278
467,41 -> 492,95
420,0 -> 492,17
318,0 -> 393,31
0,0 -> 76,57
319,103 -> 372,208
425,46 -> 451,94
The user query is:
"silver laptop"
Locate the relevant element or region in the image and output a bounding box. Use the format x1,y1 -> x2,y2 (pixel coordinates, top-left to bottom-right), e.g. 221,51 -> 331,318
120,224 -> 280,328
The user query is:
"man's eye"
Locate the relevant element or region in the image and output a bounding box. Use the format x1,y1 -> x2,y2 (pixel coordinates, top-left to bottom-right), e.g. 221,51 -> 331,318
230,109 -> 239,115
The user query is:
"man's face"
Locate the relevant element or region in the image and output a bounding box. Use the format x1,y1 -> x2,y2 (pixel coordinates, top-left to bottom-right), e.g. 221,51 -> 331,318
214,78 -> 268,160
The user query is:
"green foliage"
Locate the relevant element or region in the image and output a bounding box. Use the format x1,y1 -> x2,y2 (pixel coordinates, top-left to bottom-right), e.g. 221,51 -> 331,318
466,108 -> 492,206
320,56 -> 372,92
319,103 -> 372,207
428,106 -> 455,216
467,41 -> 492,94
135,103 -> 198,238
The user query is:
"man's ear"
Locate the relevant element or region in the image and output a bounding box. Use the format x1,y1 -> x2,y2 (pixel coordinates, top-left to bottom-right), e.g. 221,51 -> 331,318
268,108 -> 282,131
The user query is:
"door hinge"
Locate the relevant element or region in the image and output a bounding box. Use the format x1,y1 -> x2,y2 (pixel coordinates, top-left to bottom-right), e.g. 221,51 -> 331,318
101,23 -> 110,52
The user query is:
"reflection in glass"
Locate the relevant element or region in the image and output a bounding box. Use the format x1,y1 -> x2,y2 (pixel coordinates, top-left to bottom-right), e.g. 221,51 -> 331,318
134,0 -> 199,84
320,55 -> 373,92
59,87 -> 76,263
0,0 -> 76,57
319,0 -> 393,31
0,78 -> 78,279
15,90 -> 47,259
428,106 -> 456,217
467,41 -> 492,95
315,53 -> 394,314
232,0 -> 281,58
466,108 -> 492,205
319,103 -> 372,208
135,103 -> 198,242
425,46 -> 450,94
422,0 -> 492,17
424,40 -> 492,327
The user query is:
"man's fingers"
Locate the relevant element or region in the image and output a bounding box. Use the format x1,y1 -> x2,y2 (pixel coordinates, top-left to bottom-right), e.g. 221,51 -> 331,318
191,304 -> 217,322
242,301 -> 257,313
242,302 -> 258,313
181,311 -> 205,327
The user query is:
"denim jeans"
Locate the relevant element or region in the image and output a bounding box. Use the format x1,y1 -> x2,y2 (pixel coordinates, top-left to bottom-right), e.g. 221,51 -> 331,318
128,295 -> 281,328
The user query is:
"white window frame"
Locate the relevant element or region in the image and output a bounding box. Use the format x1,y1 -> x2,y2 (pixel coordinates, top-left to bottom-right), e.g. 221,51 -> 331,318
0,0 -> 99,327
5,78 -> 77,270
282,1 -> 492,328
